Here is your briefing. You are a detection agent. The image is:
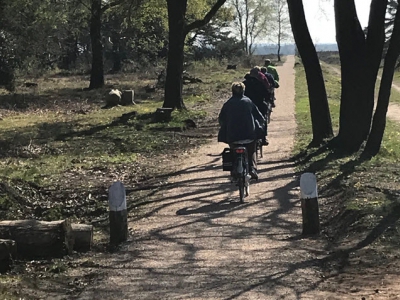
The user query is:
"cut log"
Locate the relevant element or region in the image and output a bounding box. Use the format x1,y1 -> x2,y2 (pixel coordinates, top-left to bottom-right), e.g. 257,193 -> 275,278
121,90 -> 135,105
0,220 -> 74,259
71,224 -> 93,252
0,239 -> 16,273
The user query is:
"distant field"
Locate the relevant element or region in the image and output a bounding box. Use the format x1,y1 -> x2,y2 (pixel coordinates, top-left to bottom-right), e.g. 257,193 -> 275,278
317,51 -> 340,65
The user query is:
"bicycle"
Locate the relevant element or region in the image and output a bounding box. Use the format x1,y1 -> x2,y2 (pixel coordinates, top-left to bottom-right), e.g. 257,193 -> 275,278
256,139 -> 263,159
256,102 -> 272,159
222,145 -> 251,203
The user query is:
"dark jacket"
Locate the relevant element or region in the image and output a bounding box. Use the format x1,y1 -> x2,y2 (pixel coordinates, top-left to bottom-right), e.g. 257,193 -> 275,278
243,74 -> 269,114
218,94 -> 265,144
263,72 -> 275,87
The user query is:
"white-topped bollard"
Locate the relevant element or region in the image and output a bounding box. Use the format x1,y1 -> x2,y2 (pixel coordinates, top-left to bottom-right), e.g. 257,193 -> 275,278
300,173 -> 320,235
108,181 -> 128,246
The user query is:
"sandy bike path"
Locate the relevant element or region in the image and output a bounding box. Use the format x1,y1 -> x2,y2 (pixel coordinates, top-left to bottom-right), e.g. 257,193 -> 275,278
77,56 -> 331,300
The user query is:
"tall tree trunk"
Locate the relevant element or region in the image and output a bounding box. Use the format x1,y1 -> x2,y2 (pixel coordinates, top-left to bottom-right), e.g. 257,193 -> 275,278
287,0 -> 333,144
277,33 -> 281,62
277,11 -> 282,62
89,0 -> 104,90
363,0 -> 388,136
364,4 -> 400,157
111,31 -> 122,73
163,0 -> 226,109
334,0 -> 370,152
163,0 -> 187,109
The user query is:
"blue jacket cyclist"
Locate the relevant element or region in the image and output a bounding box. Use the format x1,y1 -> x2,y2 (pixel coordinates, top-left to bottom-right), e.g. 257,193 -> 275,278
218,82 -> 265,179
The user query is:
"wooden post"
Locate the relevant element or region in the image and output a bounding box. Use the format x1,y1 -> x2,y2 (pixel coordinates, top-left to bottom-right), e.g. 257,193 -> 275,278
108,181 -> 128,246
300,173 -> 320,235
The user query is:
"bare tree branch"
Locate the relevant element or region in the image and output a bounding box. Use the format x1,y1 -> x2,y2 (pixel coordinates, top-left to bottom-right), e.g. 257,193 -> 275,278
184,0 -> 227,34
101,0 -> 123,12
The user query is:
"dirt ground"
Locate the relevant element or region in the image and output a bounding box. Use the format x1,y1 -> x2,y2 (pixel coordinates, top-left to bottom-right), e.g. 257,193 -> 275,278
60,56 -> 397,300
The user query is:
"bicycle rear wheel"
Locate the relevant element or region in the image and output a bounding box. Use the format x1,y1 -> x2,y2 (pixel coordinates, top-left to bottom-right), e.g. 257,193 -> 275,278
256,140 -> 263,159
238,177 -> 245,203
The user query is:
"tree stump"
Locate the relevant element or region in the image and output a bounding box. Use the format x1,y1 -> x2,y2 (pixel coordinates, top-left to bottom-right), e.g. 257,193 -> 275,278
154,108 -> 173,122
108,181 -> 128,246
105,89 -> 122,107
0,239 -> 17,273
71,224 -> 93,252
0,220 -> 74,259
300,173 -> 320,235
121,90 -> 135,105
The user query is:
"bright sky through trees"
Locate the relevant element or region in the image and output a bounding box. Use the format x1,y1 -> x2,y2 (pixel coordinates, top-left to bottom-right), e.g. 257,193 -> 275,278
304,0 -> 370,44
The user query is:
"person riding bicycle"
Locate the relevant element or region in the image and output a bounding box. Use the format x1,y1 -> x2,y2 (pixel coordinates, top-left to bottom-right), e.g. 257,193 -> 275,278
261,66 -> 276,108
243,67 -> 270,146
264,59 -> 279,82
218,82 -> 265,180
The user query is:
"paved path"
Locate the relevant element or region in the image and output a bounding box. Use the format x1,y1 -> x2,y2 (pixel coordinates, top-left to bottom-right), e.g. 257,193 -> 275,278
76,56 -> 330,299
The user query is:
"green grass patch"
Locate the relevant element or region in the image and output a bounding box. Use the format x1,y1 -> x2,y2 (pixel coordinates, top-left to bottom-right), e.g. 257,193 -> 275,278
0,58 -> 239,224
376,68 -> 400,105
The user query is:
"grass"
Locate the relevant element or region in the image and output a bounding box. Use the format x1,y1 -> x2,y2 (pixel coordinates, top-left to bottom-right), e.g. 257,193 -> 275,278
393,69 -> 400,87
0,57 -> 249,223
318,51 -> 400,104
293,58 -> 400,252
0,56 -> 265,298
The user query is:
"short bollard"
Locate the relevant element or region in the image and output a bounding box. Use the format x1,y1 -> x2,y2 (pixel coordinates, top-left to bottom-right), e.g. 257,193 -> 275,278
108,181 -> 128,246
300,173 -> 320,235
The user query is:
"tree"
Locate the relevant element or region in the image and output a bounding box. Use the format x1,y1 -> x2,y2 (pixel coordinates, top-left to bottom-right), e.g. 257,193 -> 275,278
364,1 -> 400,156
89,0 -> 104,89
385,0 -> 398,41
289,0 -> 393,154
287,0 -> 333,143
0,1 -> 16,91
189,6 -> 243,60
271,0 -> 291,61
102,0 -> 168,70
230,0 -> 272,55
89,0 -> 124,89
333,0 -> 387,152
163,0 -> 227,109
384,0 -> 399,68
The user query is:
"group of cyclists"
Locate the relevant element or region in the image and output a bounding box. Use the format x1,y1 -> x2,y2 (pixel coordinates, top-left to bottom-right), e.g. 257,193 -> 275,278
218,59 -> 280,181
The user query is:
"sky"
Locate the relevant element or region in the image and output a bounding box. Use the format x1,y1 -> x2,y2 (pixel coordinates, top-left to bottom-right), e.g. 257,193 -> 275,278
303,0 -> 370,44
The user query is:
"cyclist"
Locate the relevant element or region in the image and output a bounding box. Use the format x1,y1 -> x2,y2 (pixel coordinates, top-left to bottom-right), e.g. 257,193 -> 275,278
264,59 -> 279,82
243,67 -> 270,146
261,66 -> 276,108
218,82 -> 265,180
